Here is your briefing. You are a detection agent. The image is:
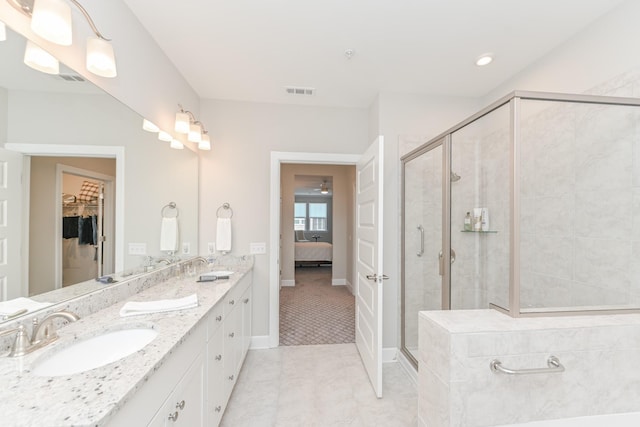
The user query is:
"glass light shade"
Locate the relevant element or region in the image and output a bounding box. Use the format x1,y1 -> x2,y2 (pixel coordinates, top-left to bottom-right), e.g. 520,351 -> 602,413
0,21 -> 6,42
86,37 -> 117,78
175,112 -> 190,133
24,40 -> 59,74
198,134 -> 211,150
158,131 -> 172,141
142,119 -> 159,132
188,123 -> 202,143
31,0 -> 72,46
170,139 -> 184,150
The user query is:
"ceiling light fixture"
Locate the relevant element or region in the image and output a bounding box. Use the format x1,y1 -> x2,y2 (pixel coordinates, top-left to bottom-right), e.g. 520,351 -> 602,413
475,53 -> 494,67
142,119 -> 159,133
170,139 -> 184,150
158,131 -> 172,142
198,132 -> 211,151
320,181 -> 329,194
8,0 -> 118,78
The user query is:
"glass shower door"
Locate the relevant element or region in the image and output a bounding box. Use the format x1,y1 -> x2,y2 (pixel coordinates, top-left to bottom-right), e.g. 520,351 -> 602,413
401,141 -> 444,365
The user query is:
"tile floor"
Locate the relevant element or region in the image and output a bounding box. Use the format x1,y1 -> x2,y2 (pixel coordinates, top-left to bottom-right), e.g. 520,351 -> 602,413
279,267 -> 355,346
221,344 -> 418,427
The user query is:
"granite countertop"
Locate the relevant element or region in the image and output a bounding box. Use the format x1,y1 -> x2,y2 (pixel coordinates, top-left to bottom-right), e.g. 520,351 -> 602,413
0,261 -> 253,427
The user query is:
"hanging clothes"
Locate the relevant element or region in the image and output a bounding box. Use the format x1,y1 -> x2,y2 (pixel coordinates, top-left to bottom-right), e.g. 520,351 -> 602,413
78,215 -> 97,245
62,216 -> 80,239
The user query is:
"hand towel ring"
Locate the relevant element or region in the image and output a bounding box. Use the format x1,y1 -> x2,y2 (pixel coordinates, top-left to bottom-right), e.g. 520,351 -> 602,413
216,202 -> 233,218
161,202 -> 179,218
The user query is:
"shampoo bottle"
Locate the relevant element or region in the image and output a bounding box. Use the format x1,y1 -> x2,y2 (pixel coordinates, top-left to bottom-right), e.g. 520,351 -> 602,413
464,212 -> 472,231
481,207 -> 490,232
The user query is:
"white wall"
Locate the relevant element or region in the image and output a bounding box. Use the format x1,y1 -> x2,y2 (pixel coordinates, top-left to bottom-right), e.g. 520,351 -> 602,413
483,0 -> 640,103
198,98 -> 368,338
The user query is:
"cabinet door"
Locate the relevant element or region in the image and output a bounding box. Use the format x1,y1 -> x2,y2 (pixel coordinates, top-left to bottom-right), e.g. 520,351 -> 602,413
241,286 -> 252,358
207,324 -> 226,427
150,352 -> 205,427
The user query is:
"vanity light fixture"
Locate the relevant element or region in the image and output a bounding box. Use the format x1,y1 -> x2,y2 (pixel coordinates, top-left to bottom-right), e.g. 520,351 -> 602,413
170,139 -> 184,150
475,53 -> 494,66
0,20 -> 7,41
8,0 -> 118,78
198,132 -> 211,151
142,119 -> 159,133
24,39 -> 59,74
158,130 -> 172,142
175,104 -> 211,150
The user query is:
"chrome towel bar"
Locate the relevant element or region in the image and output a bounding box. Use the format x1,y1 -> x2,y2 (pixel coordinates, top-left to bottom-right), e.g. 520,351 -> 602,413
490,356 -> 565,375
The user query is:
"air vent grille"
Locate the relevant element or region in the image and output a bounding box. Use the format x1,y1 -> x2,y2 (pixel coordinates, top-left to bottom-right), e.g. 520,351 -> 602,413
285,86 -> 315,96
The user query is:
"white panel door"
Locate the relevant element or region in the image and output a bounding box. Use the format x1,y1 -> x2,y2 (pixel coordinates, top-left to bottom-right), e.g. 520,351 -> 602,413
355,136 -> 384,398
0,148 -> 23,300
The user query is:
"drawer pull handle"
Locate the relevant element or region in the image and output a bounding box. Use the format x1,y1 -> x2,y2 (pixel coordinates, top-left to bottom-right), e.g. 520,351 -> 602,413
229,374 -> 234,381
215,354 -> 222,361
176,400 -> 185,410
229,332 -> 235,338
229,299 -> 235,305
216,315 -> 222,321
244,298 -> 249,304
168,411 -> 179,421
215,405 -> 222,412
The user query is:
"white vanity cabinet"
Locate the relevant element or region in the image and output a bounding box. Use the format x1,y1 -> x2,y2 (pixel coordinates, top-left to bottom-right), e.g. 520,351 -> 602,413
148,352 -> 205,427
107,271 -> 253,427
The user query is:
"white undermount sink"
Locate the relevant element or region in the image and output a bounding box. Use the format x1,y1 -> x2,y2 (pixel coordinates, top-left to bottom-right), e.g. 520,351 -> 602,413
31,326 -> 158,377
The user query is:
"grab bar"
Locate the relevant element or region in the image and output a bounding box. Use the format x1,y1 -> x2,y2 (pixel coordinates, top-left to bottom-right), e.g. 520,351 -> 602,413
490,356 -> 565,375
417,225 -> 424,257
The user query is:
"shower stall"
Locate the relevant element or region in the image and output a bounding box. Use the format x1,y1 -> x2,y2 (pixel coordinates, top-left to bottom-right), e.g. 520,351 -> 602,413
401,91 -> 640,368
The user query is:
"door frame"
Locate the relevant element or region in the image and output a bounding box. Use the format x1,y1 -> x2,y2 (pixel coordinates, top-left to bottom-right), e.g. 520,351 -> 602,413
269,151 -> 361,348
5,143 -> 125,276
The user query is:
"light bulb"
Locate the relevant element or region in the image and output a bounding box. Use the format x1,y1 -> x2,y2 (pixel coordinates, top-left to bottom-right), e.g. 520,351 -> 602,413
170,139 -> 184,150
158,131 -> 172,142
0,21 -> 7,42
175,112 -> 190,133
188,122 -> 202,143
199,134 -> 211,150
142,119 -> 159,132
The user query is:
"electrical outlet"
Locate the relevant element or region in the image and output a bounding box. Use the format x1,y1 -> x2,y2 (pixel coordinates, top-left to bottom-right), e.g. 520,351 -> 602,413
182,242 -> 190,255
250,242 -> 266,255
128,243 -> 147,255
207,242 -> 216,254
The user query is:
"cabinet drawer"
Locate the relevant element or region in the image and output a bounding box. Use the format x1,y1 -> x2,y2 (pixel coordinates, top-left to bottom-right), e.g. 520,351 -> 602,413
207,301 -> 224,338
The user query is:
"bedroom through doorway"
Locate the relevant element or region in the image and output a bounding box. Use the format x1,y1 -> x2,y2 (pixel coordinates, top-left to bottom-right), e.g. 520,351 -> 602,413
279,165 -> 356,346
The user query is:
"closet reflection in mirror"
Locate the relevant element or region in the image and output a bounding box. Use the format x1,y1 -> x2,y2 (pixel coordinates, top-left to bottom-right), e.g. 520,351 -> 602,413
0,25 -> 199,310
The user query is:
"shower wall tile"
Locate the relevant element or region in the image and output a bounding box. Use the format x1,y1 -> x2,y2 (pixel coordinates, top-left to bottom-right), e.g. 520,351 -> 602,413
419,310 -> 640,427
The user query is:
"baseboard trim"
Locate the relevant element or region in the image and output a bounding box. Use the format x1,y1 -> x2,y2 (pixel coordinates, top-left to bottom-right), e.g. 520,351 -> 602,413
280,279 -> 295,287
250,335 -> 270,349
382,347 -> 398,363
345,280 -> 354,295
397,349 -> 418,386
332,278 -> 346,286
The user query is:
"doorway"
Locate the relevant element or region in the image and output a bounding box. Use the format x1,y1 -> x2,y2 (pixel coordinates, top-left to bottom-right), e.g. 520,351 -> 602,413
279,168 -> 355,346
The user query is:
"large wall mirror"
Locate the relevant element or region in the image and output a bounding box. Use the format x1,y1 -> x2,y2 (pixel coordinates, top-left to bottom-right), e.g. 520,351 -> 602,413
0,25 -> 199,318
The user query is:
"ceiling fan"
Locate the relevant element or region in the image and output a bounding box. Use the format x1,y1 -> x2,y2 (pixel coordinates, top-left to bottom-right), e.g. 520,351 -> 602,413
313,180 -> 330,194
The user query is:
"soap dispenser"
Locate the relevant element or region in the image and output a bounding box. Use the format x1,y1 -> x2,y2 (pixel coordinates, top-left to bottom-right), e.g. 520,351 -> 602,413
464,212 -> 472,231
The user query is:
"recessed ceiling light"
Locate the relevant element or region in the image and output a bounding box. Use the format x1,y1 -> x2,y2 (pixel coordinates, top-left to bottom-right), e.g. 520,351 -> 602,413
476,54 -> 494,66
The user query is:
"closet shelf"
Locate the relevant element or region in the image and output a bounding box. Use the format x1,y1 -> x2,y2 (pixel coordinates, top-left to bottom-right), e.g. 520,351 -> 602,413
460,230 -> 498,234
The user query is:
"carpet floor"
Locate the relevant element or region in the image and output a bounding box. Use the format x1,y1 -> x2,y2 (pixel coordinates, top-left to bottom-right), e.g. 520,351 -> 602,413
279,266 -> 355,346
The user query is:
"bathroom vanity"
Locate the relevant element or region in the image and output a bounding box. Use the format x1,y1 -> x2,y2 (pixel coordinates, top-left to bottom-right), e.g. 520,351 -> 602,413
0,257 -> 253,426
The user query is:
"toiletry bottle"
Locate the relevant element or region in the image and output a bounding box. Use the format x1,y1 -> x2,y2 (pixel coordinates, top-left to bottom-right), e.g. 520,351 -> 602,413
464,212 -> 472,231
481,207 -> 490,232
473,208 -> 482,231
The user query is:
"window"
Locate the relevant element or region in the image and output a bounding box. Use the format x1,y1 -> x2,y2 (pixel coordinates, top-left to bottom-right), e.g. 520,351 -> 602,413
294,202 -> 328,232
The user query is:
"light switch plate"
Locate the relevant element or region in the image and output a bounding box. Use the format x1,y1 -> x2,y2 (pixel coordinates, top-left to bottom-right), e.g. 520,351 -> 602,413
182,242 -> 190,255
250,242 -> 266,254
128,243 -> 147,255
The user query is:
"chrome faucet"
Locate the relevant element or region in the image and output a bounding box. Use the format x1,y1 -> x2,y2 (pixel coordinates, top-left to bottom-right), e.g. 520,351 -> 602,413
0,310 -> 80,357
31,310 -> 80,346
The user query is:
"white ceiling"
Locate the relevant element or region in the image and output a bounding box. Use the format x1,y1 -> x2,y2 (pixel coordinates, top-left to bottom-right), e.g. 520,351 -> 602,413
123,0 -> 626,108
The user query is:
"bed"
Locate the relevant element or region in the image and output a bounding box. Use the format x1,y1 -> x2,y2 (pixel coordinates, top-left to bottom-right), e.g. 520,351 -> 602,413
295,241 -> 333,265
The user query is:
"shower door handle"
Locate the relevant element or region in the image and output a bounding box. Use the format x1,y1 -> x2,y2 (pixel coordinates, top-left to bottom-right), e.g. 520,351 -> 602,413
417,225 -> 424,257
438,249 -> 456,276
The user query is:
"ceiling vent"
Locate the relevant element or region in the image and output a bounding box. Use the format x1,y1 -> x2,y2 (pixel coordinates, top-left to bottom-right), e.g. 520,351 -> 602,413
285,86 -> 315,96
52,74 -> 86,82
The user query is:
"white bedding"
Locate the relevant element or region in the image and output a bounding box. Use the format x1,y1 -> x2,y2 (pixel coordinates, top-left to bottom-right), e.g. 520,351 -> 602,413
295,242 -> 333,262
